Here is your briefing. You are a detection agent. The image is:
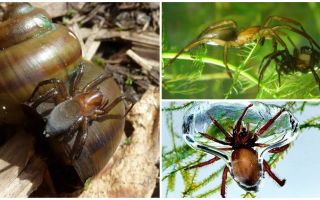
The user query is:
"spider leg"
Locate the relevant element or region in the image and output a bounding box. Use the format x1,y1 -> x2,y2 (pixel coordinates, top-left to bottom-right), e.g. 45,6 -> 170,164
221,166 -> 229,198
258,51 -> 283,91
184,38 -> 233,79
184,156 -> 220,170
311,68 -> 320,91
164,20 -> 237,69
257,108 -> 286,136
263,16 -> 320,49
223,45 -> 233,79
234,104 -> 253,136
28,78 -> 68,103
273,25 -> 320,50
70,117 -> 89,160
263,160 -> 286,186
165,36 -> 234,79
27,88 -> 57,109
207,112 -> 232,141
198,132 -> 231,145
263,16 -> 307,33
268,144 -> 290,153
265,28 -> 289,51
70,61 -> 85,96
82,72 -> 113,93
276,64 -> 282,86
254,143 -> 268,147
285,35 -> 297,49
100,98 -> 110,110
62,116 -> 84,142
95,96 -> 133,120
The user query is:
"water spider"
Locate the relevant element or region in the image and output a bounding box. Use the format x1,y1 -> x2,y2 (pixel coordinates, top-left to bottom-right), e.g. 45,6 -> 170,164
259,40 -> 320,91
183,103 -> 298,197
165,16 -> 320,79
24,63 -> 133,160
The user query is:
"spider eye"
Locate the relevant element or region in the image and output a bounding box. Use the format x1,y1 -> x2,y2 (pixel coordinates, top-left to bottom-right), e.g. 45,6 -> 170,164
240,131 -> 246,137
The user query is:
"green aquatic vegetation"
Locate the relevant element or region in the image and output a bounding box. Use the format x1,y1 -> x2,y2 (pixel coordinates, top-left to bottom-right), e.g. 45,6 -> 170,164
162,46 -> 320,99
162,101 -> 320,198
162,2 -> 320,99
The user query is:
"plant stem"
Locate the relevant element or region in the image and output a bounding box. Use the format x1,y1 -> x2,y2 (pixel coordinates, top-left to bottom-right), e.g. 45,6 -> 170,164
162,52 -> 276,97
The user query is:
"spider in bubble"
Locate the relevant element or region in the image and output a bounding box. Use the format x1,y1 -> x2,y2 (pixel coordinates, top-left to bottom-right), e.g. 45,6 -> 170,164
184,104 -> 298,198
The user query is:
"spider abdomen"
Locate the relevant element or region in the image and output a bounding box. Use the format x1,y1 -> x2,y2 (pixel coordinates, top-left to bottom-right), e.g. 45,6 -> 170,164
231,148 -> 260,190
45,100 -> 81,137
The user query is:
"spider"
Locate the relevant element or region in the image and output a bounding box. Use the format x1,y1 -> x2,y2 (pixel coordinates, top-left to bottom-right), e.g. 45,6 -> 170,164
165,16 -> 320,79
259,43 -> 320,91
24,62 -> 132,160
184,104 -> 295,198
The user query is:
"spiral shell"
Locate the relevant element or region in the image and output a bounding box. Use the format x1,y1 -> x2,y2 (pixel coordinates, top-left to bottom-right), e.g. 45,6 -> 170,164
0,3 -> 81,124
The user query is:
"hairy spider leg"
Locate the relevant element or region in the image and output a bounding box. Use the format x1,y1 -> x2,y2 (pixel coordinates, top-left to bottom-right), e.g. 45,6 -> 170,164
263,16 -> 320,49
264,16 -> 307,33
258,31 -> 296,77
273,25 -> 320,50
207,112 -> 232,141
257,108 -> 286,136
263,160 -> 286,186
258,50 -> 286,91
260,27 -> 289,51
234,104 -> 253,137
198,132 -> 231,145
82,72 -> 113,93
184,156 -> 220,170
70,61 -> 85,96
268,144 -> 290,153
311,68 -> 320,90
221,166 -> 230,198
70,116 -> 89,160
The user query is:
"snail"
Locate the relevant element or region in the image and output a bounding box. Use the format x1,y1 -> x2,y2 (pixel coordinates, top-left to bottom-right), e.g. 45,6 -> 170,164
0,3 -> 127,182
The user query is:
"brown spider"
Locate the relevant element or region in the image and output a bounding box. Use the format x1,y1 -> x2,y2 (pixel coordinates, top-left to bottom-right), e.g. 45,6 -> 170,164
259,40 -> 320,91
165,16 -> 320,79
184,104 -> 295,198
24,62 -> 132,160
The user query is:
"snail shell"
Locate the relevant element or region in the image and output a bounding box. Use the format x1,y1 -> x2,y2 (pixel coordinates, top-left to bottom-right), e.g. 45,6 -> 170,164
1,3 -> 126,182
0,3 -> 81,124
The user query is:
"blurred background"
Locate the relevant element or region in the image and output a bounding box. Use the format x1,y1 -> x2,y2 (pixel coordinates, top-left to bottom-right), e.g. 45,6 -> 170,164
162,3 -> 320,99
162,101 -> 320,198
